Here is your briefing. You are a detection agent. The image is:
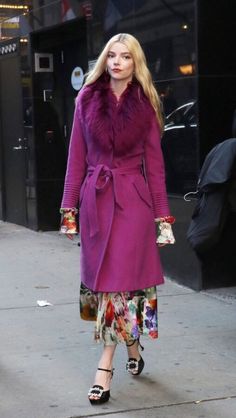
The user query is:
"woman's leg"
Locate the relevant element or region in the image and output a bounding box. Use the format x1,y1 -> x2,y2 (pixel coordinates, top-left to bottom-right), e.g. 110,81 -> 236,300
126,339 -> 141,360
89,344 -> 117,401
126,339 -> 145,376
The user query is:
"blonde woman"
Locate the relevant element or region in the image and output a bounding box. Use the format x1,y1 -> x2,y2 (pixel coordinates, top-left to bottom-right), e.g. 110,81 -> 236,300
60,33 -> 175,405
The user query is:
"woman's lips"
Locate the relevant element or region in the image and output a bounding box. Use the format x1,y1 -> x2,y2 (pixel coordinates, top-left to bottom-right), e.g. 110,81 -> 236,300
112,68 -> 122,72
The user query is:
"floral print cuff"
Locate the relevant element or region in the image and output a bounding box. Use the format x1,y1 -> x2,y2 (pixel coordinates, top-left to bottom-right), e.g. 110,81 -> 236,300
59,208 -> 78,234
156,221 -> 175,245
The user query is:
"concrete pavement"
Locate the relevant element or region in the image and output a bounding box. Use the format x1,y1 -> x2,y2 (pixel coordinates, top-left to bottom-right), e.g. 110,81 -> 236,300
0,221 -> 236,418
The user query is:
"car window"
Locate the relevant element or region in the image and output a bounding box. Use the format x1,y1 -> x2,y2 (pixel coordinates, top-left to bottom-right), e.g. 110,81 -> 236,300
166,102 -> 195,125
185,103 -> 196,125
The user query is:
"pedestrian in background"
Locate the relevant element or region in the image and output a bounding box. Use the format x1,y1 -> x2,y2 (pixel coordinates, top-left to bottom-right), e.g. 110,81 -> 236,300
60,33 -> 175,405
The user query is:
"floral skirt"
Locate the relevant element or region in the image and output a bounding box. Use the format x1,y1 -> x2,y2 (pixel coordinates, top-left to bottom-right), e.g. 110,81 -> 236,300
80,283 -> 158,345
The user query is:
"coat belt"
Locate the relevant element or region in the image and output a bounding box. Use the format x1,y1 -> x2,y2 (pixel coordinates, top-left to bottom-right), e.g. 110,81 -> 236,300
86,164 -> 141,237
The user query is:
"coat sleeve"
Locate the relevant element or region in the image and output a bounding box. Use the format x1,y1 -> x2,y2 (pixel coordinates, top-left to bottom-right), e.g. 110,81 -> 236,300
61,97 -> 87,209
144,113 -> 170,218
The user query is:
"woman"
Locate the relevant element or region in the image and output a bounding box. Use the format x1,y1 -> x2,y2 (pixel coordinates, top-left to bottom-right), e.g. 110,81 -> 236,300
60,33 -> 175,405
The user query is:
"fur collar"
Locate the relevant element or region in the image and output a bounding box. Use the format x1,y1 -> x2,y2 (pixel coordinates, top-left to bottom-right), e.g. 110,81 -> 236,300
79,73 -> 153,154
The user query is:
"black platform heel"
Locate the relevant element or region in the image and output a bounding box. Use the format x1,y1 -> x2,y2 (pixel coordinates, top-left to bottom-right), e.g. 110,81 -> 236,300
126,339 -> 145,376
88,367 -> 114,405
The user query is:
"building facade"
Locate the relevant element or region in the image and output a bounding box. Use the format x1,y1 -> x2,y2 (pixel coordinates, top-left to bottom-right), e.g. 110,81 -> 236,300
0,0 -> 235,288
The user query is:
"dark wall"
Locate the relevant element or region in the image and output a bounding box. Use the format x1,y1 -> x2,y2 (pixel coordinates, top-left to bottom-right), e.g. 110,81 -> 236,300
31,18 -> 87,230
162,1 -> 236,289
160,197 -> 202,290
197,0 -> 236,161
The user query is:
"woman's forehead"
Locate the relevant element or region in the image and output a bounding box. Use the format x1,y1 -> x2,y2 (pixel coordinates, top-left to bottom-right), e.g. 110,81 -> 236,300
108,41 -> 131,54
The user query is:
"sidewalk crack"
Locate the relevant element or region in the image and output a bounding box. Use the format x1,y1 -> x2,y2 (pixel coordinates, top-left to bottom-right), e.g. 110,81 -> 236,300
71,394 -> 236,418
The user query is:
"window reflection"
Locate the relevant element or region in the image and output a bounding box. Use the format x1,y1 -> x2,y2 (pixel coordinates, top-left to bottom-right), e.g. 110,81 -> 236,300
0,0 -> 198,196
162,96 -> 198,195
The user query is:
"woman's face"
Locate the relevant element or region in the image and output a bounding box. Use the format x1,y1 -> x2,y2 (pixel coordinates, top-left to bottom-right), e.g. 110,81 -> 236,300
106,42 -> 134,83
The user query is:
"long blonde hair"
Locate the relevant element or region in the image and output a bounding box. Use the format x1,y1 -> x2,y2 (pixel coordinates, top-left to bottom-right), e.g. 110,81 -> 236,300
85,33 -> 164,132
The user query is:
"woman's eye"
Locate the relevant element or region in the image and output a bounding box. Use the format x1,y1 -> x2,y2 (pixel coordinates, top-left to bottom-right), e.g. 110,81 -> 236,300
107,53 -> 114,58
124,55 -> 131,60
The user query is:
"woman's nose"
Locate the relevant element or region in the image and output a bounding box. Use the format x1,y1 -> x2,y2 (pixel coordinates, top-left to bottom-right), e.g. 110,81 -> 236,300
114,57 -> 120,65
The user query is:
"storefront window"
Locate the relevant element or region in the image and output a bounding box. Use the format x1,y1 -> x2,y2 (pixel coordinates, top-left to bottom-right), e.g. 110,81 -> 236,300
0,0 -> 197,196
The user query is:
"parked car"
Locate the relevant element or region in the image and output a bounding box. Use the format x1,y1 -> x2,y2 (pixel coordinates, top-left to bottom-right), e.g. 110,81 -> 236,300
162,101 -> 198,195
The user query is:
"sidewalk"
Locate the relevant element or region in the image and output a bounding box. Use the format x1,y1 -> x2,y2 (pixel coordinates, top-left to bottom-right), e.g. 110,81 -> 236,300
0,221 -> 236,418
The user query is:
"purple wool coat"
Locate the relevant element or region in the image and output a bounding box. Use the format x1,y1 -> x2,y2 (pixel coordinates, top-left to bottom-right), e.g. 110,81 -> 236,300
61,74 -> 170,292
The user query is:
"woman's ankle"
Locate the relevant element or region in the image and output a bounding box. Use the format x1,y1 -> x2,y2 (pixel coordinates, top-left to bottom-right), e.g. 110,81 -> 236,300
93,367 -> 113,391
126,340 -> 140,360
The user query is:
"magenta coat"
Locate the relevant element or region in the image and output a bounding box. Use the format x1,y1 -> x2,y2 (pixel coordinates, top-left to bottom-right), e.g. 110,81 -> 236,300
61,74 -> 170,292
